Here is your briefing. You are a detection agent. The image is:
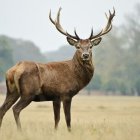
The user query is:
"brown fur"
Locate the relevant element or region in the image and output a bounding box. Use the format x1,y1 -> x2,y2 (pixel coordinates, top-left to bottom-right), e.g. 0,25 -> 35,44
0,48 -> 94,131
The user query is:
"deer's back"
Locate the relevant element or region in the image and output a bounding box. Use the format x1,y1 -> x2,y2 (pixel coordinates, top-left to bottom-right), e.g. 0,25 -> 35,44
6,61 -> 80,98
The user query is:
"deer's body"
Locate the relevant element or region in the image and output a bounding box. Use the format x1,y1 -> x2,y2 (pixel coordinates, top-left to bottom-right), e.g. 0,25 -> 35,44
7,51 -> 94,102
0,7 -> 115,131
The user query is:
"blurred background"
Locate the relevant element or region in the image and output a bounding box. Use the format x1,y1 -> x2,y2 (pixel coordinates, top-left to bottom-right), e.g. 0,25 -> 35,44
0,0 -> 140,96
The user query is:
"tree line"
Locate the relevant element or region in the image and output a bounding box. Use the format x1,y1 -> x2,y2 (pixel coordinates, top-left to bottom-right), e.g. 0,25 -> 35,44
86,4 -> 140,95
0,36 -> 46,81
0,4 -> 140,95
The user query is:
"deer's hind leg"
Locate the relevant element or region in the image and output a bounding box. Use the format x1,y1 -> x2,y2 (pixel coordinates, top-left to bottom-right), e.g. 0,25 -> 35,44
0,92 -> 19,128
12,95 -> 33,130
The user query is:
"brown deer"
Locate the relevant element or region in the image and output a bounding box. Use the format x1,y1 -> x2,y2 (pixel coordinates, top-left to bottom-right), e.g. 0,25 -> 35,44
0,8 -> 115,131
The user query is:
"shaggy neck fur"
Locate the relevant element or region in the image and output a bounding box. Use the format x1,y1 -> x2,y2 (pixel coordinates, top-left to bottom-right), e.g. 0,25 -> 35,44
72,50 -> 94,88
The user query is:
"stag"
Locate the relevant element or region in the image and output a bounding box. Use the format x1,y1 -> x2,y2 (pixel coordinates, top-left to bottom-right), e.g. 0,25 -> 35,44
0,8 -> 115,131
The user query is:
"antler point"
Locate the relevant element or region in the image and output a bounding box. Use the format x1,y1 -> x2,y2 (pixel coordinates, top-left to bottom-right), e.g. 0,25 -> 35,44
59,7 -> 62,13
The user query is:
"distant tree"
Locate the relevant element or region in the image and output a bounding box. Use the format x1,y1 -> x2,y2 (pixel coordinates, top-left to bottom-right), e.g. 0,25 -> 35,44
103,79 -> 118,92
0,37 -> 14,81
86,74 -> 102,95
122,3 -> 140,95
0,35 -> 47,82
94,27 -> 128,93
135,78 -> 140,95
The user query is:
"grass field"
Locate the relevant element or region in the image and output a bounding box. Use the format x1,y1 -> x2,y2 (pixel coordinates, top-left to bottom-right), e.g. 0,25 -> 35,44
0,95 -> 140,140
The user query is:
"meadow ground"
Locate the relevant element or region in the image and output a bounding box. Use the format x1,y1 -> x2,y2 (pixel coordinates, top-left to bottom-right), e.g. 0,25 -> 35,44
0,95 -> 140,140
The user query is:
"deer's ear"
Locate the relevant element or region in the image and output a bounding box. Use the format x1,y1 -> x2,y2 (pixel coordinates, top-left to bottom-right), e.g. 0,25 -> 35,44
91,37 -> 102,46
67,37 -> 77,46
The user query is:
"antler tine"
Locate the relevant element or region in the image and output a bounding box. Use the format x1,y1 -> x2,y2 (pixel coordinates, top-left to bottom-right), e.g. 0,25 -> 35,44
49,7 -> 70,36
90,8 -> 115,40
74,29 -> 80,40
89,27 -> 103,39
89,28 -> 93,39
102,8 -> 115,32
55,7 -> 68,36
66,28 -> 80,40
49,10 -> 56,25
57,7 -> 62,23
49,7 -> 80,40
89,29 -> 103,39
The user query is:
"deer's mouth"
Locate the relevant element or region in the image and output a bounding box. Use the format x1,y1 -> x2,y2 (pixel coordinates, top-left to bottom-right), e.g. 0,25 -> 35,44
81,56 -> 90,61
82,58 -> 90,61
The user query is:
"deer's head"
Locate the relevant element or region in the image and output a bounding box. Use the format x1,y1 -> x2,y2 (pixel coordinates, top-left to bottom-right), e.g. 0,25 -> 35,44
49,8 -> 115,61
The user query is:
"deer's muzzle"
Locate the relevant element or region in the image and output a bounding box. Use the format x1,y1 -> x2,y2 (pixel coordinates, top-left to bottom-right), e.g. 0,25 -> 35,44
81,52 -> 90,60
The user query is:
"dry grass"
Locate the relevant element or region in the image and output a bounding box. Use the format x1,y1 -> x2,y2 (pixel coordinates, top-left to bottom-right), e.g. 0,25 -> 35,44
0,95 -> 140,140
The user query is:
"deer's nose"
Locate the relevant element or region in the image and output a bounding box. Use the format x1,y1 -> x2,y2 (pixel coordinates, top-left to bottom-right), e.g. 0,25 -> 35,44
82,53 -> 89,59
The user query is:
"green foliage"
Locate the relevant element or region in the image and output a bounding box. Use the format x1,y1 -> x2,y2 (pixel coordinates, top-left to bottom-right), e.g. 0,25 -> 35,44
86,74 -> 102,91
135,78 -> 140,96
103,79 -> 119,92
0,37 -> 14,81
0,35 -> 46,81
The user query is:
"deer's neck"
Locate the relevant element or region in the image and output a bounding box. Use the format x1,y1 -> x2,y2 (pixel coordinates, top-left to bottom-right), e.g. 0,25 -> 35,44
72,50 -> 94,87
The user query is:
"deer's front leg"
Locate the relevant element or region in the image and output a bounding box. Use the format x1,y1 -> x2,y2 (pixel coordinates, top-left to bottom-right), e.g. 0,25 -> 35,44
63,97 -> 72,131
53,100 -> 61,130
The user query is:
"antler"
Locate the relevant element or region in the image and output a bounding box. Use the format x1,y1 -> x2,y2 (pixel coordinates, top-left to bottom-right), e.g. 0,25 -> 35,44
49,8 -> 80,40
89,8 -> 115,40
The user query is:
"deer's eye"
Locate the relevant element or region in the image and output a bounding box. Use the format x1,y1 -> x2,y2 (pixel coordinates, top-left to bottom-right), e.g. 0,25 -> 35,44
90,45 -> 93,49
